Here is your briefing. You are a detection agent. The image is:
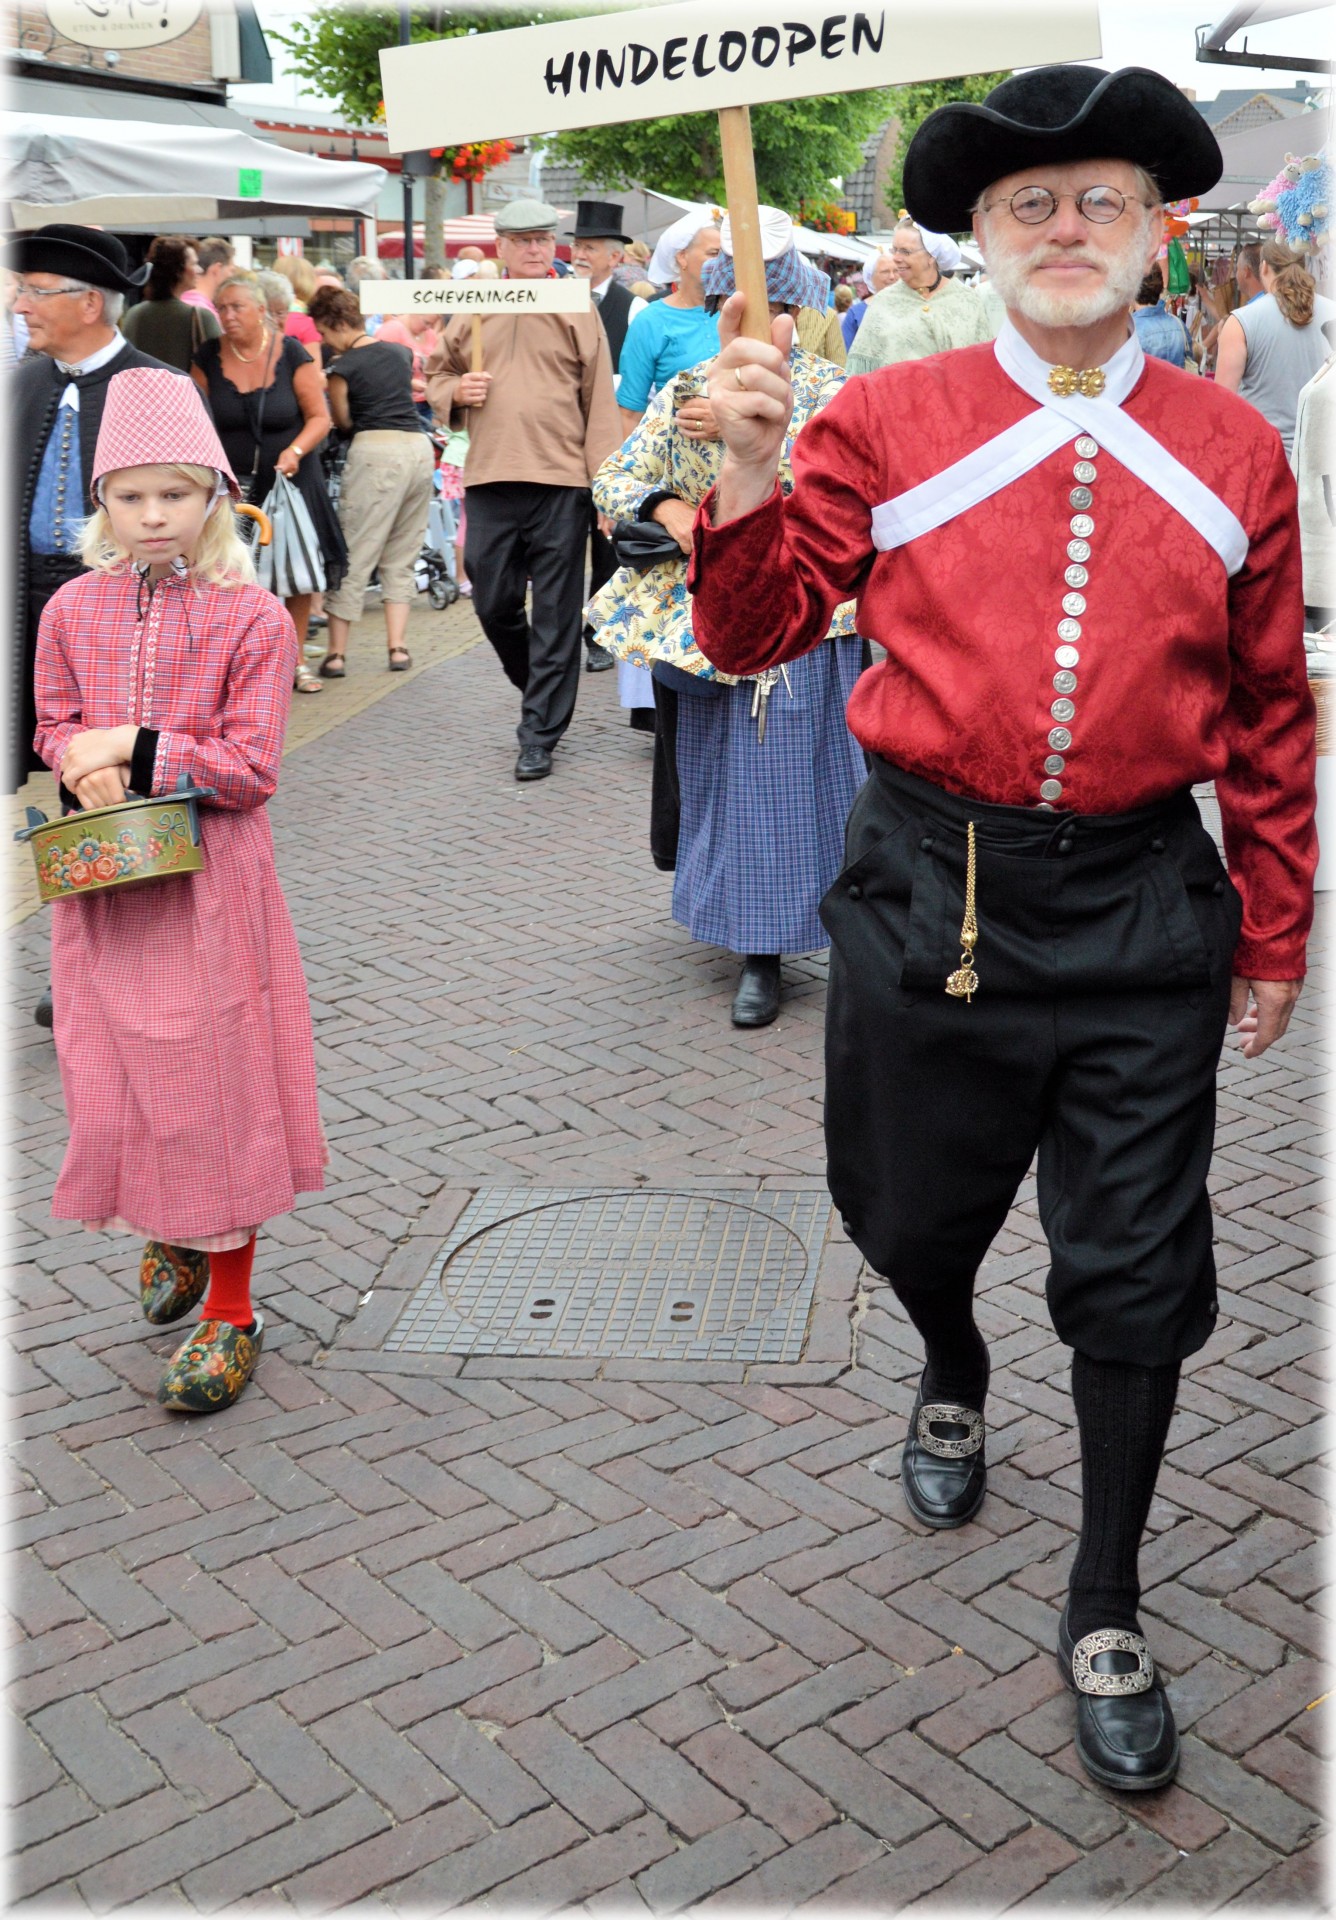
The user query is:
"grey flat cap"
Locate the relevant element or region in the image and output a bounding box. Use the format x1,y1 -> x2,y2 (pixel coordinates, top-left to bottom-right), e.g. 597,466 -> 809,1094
494,199 -> 560,233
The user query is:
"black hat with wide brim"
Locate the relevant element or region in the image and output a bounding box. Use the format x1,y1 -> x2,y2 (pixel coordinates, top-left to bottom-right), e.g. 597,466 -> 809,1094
6,223 -> 149,292
903,66 -> 1224,234
565,199 -> 633,243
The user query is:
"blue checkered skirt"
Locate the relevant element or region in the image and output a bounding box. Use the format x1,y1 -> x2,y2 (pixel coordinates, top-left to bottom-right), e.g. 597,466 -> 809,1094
672,637 -> 868,955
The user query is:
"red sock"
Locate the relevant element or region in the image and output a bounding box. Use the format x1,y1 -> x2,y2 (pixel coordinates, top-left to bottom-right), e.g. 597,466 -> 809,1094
200,1235 -> 257,1330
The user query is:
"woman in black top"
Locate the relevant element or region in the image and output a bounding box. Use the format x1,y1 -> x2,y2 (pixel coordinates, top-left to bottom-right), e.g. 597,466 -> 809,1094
192,274 -> 347,692
308,285 -> 435,674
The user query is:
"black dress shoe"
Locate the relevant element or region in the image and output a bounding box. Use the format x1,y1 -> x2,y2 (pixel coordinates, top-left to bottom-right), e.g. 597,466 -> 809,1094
731,954 -> 781,1027
34,988 -> 53,1030
901,1375 -> 987,1528
515,746 -> 553,782
585,641 -> 616,672
1058,1605 -> 1179,1791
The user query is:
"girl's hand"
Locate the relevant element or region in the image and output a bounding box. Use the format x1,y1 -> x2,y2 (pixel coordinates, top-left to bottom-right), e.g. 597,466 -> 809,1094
60,727 -> 137,789
72,765 -> 131,810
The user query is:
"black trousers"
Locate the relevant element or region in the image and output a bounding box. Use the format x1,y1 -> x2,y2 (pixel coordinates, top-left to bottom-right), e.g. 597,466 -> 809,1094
464,481 -> 592,750
820,757 -> 1242,1366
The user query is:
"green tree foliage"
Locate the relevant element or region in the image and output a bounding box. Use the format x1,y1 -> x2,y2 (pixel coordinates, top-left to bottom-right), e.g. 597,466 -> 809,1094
273,4 -> 581,129
884,72 -> 1009,226
542,90 -> 896,212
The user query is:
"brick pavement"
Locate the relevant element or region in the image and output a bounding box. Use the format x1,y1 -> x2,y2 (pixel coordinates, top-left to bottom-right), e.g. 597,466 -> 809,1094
7,597 -> 1329,1911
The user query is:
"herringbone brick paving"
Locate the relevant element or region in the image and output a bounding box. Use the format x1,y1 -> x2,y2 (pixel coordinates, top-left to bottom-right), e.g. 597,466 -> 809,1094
7,597 -> 1329,1911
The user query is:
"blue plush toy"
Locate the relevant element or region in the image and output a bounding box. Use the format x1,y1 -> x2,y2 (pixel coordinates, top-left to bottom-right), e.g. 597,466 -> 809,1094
1250,148 -> 1330,261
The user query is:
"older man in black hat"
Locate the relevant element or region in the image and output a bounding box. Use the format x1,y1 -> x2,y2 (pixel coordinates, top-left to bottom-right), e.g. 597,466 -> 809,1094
689,67 -> 1316,1792
567,199 -> 648,672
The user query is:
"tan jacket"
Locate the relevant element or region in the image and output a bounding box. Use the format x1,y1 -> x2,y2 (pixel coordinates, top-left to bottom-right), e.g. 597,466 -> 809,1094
424,309 -> 621,491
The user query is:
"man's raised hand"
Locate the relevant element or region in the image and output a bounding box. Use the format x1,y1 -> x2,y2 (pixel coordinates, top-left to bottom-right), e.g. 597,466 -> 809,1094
706,292 -> 795,522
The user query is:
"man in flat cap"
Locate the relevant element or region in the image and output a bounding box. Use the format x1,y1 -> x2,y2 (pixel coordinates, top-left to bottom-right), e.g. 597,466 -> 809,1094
425,199 -> 621,780
8,225 -> 181,1021
690,67 -> 1315,1791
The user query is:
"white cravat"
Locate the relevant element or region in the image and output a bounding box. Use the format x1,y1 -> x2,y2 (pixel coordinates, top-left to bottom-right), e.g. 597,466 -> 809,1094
870,319 -> 1249,577
53,330 -> 126,411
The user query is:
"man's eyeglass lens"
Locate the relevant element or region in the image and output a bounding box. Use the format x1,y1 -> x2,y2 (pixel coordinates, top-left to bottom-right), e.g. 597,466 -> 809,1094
1004,188 -> 1129,224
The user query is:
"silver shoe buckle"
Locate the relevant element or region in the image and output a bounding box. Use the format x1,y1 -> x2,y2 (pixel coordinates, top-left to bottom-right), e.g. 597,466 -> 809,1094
1071,1628 -> 1155,1697
916,1402 -> 984,1459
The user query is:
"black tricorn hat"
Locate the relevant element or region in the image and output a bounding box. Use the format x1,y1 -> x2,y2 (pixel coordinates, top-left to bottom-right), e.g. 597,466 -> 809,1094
903,66 -> 1224,234
6,223 -> 150,292
567,199 -> 632,243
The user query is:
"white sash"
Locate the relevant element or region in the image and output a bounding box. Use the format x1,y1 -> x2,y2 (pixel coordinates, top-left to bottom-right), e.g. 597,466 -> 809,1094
869,320 -> 1249,578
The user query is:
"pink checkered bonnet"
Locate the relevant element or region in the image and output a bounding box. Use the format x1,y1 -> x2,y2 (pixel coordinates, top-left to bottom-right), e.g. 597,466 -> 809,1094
92,368 -> 240,504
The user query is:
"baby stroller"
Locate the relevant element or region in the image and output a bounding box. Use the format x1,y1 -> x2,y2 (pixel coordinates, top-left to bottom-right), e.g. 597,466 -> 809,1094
415,430 -> 460,610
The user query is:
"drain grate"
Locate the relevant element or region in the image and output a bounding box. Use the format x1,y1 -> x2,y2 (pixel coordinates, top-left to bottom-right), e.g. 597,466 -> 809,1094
382,1188 -> 831,1362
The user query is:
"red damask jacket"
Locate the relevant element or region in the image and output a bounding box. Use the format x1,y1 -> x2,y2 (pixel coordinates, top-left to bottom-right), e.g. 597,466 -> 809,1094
688,339 -> 1317,980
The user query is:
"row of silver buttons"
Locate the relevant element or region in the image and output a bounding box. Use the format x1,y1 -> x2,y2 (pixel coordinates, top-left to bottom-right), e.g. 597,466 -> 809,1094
1040,433 -> 1099,809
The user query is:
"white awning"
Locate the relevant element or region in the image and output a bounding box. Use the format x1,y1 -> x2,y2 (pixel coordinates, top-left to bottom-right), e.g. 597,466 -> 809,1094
2,110 -> 387,229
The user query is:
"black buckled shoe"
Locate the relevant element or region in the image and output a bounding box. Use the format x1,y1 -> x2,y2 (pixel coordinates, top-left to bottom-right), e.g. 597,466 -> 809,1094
901,1377 -> 987,1528
1058,1606 -> 1179,1791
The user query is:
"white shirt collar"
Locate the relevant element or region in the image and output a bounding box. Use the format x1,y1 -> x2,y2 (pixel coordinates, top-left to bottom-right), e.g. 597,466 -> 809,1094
994,317 -> 1144,410
55,330 -> 125,378
55,330 -> 126,412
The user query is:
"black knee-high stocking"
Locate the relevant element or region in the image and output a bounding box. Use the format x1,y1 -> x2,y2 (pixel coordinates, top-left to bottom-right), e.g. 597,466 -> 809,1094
1068,1352 -> 1180,1640
887,1272 -> 990,1408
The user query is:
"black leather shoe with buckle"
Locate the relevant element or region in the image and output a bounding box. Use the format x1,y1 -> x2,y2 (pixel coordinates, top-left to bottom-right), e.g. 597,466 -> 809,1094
900,1375 -> 987,1528
1058,1605 -> 1179,1791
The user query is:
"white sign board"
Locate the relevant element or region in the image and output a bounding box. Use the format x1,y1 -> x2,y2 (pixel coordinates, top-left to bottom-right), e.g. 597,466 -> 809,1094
379,1 -> 1102,153
359,279 -> 592,316
46,0 -> 202,50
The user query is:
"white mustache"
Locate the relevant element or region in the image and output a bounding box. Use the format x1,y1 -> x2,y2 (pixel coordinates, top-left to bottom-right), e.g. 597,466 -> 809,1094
1025,250 -> 1106,275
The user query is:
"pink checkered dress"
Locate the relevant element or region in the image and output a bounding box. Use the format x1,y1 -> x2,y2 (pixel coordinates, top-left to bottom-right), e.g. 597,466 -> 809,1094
34,567 -> 326,1247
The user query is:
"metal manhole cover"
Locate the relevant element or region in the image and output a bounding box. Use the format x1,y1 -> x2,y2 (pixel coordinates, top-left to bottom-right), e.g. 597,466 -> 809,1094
382,1188 -> 832,1362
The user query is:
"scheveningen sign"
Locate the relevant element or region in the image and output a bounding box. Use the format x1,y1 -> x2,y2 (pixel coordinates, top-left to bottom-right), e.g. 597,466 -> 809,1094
378,1 -> 1102,154
359,280 -> 592,316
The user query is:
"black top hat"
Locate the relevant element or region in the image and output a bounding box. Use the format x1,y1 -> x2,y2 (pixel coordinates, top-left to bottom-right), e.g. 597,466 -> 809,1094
567,200 -> 632,243
5,223 -> 150,292
904,67 -> 1224,234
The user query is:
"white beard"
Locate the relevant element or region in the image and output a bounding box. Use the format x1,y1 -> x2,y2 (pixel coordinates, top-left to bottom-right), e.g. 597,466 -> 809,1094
983,223 -> 1151,331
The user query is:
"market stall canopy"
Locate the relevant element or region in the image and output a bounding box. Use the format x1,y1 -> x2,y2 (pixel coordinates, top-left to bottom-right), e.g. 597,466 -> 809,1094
1195,107 -> 1329,209
2,110 -> 387,230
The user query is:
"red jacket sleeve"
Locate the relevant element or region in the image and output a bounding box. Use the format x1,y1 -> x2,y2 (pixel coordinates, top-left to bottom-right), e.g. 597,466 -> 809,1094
688,376 -> 881,674
1219,433 -> 1317,979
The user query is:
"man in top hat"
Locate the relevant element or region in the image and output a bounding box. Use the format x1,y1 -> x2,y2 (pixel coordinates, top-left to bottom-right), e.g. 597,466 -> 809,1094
689,67 -> 1316,1791
8,224 -> 183,1021
566,199 -> 649,672
425,199 -> 621,781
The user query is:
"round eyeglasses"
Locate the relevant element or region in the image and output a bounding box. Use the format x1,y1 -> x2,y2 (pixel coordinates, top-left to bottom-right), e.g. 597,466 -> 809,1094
984,186 -> 1150,226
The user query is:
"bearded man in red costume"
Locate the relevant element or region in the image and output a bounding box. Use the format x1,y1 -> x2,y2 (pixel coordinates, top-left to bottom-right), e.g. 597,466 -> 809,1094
688,67 -> 1316,1793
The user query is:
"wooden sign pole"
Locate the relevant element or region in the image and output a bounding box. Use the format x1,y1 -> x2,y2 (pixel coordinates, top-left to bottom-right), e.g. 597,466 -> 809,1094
471,314 -> 484,372
717,105 -> 771,343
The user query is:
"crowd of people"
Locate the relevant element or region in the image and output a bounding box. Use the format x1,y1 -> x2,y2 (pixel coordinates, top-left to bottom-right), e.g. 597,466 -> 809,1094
3,62 -> 1326,1805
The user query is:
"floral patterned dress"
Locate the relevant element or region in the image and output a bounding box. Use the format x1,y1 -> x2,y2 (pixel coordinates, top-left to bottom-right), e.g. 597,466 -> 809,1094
586,346 -> 857,674
588,349 -> 868,957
